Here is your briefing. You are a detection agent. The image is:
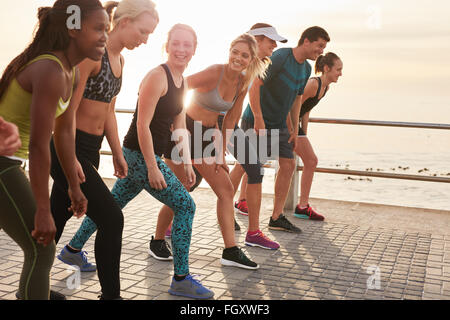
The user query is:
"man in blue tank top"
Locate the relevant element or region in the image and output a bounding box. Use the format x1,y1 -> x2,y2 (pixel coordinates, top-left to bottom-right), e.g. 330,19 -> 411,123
241,26 -> 330,232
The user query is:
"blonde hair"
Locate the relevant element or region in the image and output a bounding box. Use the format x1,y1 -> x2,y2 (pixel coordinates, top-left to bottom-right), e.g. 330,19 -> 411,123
230,33 -> 266,94
166,24 -> 198,51
104,0 -> 159,29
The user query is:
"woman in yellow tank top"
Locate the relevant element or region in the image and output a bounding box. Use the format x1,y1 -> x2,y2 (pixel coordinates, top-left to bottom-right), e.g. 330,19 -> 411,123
0,0 -> 108,300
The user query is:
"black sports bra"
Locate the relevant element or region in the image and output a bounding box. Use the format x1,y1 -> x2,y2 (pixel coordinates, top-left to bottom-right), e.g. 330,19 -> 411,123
83,49 -> 122,103
300,77 -> 328,118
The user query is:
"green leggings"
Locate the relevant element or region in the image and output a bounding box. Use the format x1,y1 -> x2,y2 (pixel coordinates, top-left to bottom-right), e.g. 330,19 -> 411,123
0,156 -> 55,300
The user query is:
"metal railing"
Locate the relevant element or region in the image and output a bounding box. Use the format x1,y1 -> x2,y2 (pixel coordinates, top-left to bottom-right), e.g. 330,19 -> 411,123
308,118 -> 450,130
284,117 -> 450,184
102,110 -> 450,209
283,117 -> 450,210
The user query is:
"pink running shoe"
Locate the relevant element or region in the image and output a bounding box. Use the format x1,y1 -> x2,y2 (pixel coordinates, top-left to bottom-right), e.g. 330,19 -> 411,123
245,231 -> 280,250
234,199 -> 248,216
294,204 -> 325,221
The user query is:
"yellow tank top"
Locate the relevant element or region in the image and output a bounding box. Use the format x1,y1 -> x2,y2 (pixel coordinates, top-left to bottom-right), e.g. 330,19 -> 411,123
0,54 -> 76,160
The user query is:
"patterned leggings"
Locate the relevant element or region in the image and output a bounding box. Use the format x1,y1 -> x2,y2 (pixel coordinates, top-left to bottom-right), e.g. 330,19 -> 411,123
69,147 -> 195,275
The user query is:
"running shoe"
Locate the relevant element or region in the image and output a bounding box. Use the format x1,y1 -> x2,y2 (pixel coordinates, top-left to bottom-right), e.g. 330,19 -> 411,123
245,231 -> 280,250
16,290 -> 66,300
221,246 -> 259,270
234,199 -> 249,216
99,294 -> 124,300
168,274 -> 214,299
294,204 -> 325,221
268,214 -> 302,233
149,236 -> 173,261
57,245 -> 96,272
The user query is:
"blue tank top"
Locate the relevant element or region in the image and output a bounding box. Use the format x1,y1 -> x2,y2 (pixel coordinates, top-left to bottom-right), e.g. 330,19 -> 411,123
192,65 -> 241,113
83,49 -> 122,103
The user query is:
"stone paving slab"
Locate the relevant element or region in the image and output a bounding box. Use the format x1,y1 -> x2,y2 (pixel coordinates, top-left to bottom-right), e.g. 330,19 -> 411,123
1,178 -> 450,300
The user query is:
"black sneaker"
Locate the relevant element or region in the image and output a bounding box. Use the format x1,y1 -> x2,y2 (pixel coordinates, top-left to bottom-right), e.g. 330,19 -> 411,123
15,290 -> 66,300
269,214 -> 302,233
149,236 -> 173,261
99,294 -> 123,300
220,246 -> 259,270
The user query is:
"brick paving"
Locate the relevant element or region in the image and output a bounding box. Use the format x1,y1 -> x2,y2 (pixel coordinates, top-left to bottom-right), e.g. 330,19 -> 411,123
1,178 -> 450,300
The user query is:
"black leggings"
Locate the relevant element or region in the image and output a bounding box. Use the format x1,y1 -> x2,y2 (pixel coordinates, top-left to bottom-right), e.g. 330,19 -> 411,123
50,130 -> 124,299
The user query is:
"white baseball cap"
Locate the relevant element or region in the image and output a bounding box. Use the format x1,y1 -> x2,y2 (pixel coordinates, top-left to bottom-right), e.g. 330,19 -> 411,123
247,27 -> 288,43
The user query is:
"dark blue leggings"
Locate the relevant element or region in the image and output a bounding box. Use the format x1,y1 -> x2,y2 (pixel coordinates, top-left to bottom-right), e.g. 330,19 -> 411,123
70,147 -> 195,276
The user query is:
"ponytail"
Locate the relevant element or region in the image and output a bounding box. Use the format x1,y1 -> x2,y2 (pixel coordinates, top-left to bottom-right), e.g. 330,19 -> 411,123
104,1 -> 119,25
315,52 -> 340,74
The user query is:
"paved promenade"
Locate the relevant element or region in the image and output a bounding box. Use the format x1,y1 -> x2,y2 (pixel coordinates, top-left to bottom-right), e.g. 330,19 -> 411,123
1,178 -> 450,300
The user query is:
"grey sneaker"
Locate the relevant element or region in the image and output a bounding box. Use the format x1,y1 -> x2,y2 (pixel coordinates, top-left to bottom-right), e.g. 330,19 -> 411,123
168,274 -> 214,299
149,236 -> 173,261
57,245 -> 96,272
269,214 -> 302,233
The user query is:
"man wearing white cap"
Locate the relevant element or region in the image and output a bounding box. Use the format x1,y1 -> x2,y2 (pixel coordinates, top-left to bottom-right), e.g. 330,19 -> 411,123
240,26 -> 330,233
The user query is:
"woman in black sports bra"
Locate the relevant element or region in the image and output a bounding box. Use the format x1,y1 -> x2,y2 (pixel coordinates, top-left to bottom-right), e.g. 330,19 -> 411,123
49,0 -> 159,300
293,52 -> 343,222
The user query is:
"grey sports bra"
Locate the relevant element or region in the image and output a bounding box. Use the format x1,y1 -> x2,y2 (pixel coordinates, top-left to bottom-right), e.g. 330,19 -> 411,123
192,65 -> 241,113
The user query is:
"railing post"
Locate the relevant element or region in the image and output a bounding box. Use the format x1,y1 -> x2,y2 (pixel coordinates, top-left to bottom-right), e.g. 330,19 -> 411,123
284,155 -> 300,212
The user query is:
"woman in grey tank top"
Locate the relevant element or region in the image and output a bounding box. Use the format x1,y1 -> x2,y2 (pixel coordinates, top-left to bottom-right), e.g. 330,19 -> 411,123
158,34 -> 267,270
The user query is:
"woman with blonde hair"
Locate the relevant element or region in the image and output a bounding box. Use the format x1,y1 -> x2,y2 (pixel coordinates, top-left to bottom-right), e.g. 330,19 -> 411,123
159,33 -> 267,269
49,0 -> 159,300
157,25 -> 287,257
